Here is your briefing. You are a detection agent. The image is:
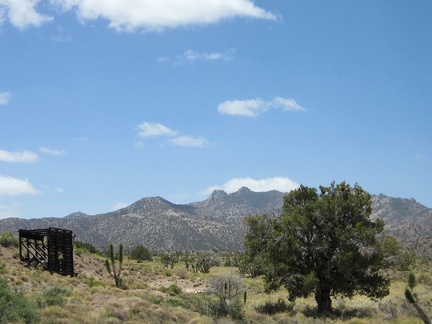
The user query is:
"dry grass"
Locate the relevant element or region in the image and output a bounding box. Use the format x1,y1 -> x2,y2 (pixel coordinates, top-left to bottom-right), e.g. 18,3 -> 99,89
1,244 -> 432,323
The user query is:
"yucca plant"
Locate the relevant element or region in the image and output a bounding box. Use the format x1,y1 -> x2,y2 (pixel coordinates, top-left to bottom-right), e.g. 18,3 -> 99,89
105,243 -> 123,288
405,272 -> 431,324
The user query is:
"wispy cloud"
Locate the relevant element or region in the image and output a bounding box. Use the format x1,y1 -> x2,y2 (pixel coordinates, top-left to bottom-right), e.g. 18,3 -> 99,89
218,97 -> 306,117
136,121 -> 209,148
51,0 -> 276,32
201,176 -> 300,196
0,149 -> 38,163
39,147 -> 67,156
169,136 -> 209,147
137,122 -> 178,138
0,175 -> 39,196
0,0 -> 53,29
0,91 -> 12,105
159,49 -> 235,65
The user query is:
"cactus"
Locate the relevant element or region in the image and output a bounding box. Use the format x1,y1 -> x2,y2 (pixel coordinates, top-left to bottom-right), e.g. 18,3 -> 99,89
105,243 -> 123,288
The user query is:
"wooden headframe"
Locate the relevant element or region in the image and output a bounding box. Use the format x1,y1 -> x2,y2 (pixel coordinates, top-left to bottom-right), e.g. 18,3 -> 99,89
18,227 -> 75,276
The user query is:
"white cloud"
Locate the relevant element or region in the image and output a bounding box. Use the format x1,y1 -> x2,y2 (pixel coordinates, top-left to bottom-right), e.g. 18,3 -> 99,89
170,136 -> 209,147
0,175 -> 39,196
51,0 -> 276,32
218,97 -> 306,117
414,153 -> 425,160
39,147 -> 67,156
0,149 -> 38,163
201,176 -> 300,195
218,98 -> 266,117
137,122 -> 178,138
0,0 -> 53,29
160,49 -> 236,65
136,121 -> 209,148
0,91 -> 12,105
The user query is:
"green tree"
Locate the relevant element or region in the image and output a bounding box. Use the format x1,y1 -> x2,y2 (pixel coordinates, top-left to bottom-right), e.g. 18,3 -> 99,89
244,181 -> 390,313
129,245 -> 152,262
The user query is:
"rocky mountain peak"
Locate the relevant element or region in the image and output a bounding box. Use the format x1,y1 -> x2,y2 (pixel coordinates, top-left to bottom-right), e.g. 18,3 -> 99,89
64,212 -> 89,219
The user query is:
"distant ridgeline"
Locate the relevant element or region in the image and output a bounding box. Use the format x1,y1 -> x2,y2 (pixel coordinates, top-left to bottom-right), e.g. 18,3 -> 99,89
0,188 -> 431,255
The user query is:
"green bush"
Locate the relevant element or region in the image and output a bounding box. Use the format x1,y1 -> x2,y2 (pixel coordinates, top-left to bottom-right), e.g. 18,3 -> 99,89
0,232 -> 19,248
159,284 -> 182,296
166,297 -> 191,308
255,298 -> 294,315
129,245 -> 153,261
0,277 -> 41,323
37,286 -> 72,308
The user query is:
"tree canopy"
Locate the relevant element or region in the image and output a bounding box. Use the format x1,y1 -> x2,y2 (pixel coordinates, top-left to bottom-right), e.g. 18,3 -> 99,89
243,181 -> 390,312
129,245 -> 153,262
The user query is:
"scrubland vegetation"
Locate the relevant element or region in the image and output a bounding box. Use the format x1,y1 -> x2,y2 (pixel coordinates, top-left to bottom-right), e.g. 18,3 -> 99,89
0,231 -> 431,323
1,182 -> 431,323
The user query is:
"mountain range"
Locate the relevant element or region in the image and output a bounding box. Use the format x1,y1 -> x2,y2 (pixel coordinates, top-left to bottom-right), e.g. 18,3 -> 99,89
0,187 -> 431,253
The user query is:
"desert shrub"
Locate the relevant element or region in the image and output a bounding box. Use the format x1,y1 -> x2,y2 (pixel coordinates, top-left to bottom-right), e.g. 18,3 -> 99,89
0,277 -> 41,323
166,297 -> 191,308
161,252 -> 179,269
159,284 -> 182,296
0,232 -> 19,248
129,245 -> 153,261
255,298 -> 294,315
174,266 -> 188,279
228,297 -> 245,320
87,277 -> 105,288
37,285 -> 72,308
163,269 -> 173,277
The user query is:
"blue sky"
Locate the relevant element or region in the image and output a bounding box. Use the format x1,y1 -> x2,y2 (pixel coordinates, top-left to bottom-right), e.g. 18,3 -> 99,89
1,1 -> 431,219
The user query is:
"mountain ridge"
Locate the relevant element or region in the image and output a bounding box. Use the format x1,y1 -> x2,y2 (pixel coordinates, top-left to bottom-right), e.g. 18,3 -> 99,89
0,188 -> 431,253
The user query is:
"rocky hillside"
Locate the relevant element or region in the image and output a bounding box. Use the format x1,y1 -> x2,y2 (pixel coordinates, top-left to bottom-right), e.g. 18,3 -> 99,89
0,187 -> 284,251
0,188 -> 431,252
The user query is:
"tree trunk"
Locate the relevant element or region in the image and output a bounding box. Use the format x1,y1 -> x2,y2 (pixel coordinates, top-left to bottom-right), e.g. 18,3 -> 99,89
315,286 -> 332,313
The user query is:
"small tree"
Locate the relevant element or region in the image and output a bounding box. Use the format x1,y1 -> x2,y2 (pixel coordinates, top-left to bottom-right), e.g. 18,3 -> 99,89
105,243 -> 123,288
244,181 -> 390,313
129,245 -> 152,262
210,272 -> 245,320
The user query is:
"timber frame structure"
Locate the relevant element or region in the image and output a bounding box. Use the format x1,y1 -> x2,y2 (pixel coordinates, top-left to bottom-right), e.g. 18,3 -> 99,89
18,227 -> 75,276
